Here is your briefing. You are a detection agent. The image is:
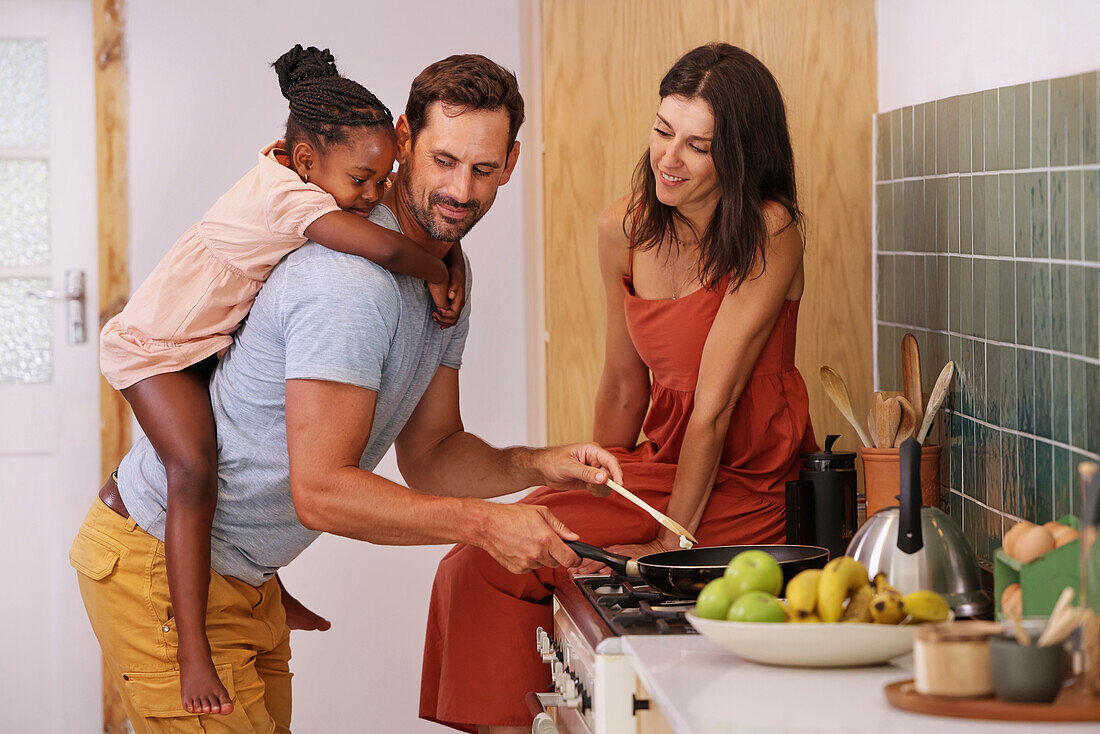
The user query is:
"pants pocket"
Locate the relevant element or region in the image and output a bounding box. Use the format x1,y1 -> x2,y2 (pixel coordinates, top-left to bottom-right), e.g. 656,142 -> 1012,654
69,525 -> 123,580
121,662 -> 238,731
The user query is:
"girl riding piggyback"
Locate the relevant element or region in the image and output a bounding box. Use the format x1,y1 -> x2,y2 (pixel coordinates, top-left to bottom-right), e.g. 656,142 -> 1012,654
97,45 -> 464,716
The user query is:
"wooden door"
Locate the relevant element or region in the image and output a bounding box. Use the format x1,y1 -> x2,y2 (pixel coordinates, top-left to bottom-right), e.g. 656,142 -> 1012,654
540,0 -> 876,457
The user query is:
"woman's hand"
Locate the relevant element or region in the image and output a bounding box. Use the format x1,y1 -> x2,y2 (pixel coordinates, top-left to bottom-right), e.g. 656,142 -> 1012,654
573,537 -> 677,575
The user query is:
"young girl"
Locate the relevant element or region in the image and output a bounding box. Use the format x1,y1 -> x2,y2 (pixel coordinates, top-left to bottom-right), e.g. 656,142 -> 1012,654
99,45 -> 464,717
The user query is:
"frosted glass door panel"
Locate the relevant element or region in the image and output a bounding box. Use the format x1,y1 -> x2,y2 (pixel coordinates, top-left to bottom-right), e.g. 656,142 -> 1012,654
0,39 -> 48,147
0,159 -> 50,266
0,277 -> 52,382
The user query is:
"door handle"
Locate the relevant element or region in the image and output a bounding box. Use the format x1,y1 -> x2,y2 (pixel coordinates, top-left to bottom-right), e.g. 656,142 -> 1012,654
26,269 -> 86,344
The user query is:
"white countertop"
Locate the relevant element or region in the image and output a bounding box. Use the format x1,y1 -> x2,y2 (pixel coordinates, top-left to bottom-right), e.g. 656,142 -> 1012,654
622,635 -> 1096,734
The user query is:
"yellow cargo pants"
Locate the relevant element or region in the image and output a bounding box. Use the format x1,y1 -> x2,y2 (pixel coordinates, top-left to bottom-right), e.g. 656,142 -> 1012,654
70,497 -> 293,733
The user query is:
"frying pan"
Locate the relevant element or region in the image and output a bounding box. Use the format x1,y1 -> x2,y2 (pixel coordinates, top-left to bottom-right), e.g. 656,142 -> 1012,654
566,541 -> 830,599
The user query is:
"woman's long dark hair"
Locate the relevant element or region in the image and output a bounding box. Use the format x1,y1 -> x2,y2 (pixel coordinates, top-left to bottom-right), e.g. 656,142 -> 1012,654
625,43 -> 802,293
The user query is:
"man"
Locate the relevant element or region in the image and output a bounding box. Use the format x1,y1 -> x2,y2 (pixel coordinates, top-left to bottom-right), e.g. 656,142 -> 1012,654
71,54 -> 618,733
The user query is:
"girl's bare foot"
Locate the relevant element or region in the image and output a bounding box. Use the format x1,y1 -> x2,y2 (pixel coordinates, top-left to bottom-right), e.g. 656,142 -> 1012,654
179,652 -> 234,715
282,591 -> 331,631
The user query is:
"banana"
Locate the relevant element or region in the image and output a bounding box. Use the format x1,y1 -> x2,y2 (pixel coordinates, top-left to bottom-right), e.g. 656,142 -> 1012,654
841,583 -> 874,623
869,572 -> 906,624
791,611 -> 821,623
902,590 -> 951,623
872,572 -> 900,597
785,569 -> 822,616
816,557 -> 869,623
870,593 -> 907,624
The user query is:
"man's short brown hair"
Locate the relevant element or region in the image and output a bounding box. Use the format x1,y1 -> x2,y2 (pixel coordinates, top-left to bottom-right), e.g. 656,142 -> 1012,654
405,54 -> 525,150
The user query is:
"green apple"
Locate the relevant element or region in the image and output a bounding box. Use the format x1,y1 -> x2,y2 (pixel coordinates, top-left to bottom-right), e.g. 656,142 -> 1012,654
723,549 -> 783,600
694,578 -> 733,620
726,590 -> 787,623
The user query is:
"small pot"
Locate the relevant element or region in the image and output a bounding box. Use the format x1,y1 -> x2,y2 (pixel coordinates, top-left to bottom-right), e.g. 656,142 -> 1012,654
989,636 -> 1067,703
913,622 -> 994,697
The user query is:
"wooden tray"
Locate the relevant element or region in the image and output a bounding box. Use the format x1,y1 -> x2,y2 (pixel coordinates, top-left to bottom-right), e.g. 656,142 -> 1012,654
884,679 -> 1100,722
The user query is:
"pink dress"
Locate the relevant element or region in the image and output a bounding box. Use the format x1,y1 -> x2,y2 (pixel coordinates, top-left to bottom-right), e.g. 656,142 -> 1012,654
99,141 -> 340,389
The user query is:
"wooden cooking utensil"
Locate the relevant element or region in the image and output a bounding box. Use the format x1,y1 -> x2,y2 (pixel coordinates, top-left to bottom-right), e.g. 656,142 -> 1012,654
893,396 -> 918,447
872,395 -> 901,449
820,366 -> 873,448
1006,598 -> 1032,646
605,478 -> 698,547
916,361 -> 956,443
901,334 -> 925,431
1037,587 -> 1076,647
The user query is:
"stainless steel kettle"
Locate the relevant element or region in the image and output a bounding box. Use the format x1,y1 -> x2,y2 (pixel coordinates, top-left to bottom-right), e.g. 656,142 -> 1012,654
846,438 -> 991,617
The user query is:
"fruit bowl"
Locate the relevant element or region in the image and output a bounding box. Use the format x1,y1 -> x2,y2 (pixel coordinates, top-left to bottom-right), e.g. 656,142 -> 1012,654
686,611 -> 916,667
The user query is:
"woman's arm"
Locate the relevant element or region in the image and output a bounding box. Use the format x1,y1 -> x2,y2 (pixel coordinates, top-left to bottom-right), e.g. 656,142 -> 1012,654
657,205 -> 805,546
592,196 -> 651,448
305,209 -> 448,284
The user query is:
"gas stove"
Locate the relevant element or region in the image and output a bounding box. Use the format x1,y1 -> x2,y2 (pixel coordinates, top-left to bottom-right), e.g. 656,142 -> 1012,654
530,574 -> 695,734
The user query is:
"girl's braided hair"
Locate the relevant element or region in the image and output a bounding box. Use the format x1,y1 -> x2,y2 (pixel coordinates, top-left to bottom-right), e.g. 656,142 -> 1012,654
272,45 -> 393,152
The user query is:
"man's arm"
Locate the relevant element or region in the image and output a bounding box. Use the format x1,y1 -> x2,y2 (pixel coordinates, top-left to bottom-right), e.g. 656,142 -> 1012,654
395,366 -> 621,498
285,377 -> 582,572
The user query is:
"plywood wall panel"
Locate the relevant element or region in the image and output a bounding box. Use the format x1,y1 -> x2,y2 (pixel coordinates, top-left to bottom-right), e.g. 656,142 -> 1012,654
542,0 -> 876,454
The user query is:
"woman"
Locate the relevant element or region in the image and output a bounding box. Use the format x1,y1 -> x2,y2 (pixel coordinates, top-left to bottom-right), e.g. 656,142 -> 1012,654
420,43 -> 817,733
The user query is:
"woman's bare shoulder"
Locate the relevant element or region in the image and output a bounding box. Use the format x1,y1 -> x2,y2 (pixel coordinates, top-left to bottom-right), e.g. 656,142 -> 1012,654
597,195 -> 633,273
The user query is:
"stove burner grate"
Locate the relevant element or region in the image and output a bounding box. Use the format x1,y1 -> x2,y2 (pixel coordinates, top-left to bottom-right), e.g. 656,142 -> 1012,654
574,574 -> 698,636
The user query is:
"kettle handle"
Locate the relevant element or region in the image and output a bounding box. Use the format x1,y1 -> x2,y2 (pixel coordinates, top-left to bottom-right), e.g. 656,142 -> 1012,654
897,438 -> 924,554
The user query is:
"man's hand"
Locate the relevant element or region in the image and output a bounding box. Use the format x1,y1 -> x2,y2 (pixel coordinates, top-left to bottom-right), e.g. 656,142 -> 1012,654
476,502 -> 581,574
534,443 -> 623,497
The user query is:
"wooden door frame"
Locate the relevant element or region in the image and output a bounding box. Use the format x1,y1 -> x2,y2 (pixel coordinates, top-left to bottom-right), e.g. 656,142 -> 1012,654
94,0 -> 130,729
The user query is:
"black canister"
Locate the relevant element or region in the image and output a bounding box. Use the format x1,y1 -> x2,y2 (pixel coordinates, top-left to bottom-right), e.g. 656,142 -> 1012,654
798,435 -> 858,559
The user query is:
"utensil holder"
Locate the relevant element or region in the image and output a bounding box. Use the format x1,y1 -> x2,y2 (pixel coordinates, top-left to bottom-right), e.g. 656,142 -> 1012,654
859,444 -> 942,518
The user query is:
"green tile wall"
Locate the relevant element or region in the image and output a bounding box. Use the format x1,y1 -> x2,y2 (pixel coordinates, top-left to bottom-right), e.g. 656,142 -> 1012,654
874,71 -> 1100,564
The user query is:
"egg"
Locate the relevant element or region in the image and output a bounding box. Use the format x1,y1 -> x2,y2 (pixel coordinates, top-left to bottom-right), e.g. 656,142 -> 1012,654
1002,521 -> 1035,558
1012,525 -> 1055,564
1001,583 -> 1022,619
1051,525 -> 1079,547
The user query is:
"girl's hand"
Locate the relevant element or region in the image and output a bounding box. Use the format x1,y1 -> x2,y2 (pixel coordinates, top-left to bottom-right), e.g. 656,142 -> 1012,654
432,243 -> 467,329
427,279 -> 457,328
573,537 -> 675,575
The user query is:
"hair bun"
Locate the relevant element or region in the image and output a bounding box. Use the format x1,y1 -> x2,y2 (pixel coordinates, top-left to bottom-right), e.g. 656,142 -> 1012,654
272,44 -> 339,99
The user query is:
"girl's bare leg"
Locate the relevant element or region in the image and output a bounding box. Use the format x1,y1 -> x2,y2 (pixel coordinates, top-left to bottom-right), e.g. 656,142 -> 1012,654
122,358 -> 233,715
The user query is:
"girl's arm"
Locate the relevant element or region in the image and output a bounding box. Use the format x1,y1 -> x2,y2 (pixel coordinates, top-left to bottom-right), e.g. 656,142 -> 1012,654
656,205 -> 805,547
305,209 -> 447,284
593,196 -> 651,448
430,241 -> 466,329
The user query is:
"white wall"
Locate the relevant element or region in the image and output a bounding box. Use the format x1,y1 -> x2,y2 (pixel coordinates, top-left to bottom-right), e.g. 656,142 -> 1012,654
126,2 -> 530,731
877,0 -> 1100,112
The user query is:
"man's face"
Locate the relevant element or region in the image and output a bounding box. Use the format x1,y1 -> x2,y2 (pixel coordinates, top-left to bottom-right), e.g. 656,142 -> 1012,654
396,102 -> 519,242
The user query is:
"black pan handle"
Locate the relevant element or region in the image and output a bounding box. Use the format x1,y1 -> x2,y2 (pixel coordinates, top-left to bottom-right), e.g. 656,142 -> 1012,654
565,541 -> 637,576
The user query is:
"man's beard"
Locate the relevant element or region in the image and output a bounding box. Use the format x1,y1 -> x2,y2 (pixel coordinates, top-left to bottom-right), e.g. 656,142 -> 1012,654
401,175 -> 489,242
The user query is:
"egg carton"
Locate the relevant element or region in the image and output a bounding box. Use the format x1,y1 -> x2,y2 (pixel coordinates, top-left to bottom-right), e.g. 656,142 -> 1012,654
993,515 -> 1086,619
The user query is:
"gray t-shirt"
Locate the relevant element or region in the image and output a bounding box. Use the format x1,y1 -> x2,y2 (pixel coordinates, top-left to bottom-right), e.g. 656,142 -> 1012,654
117,204 -> 470,585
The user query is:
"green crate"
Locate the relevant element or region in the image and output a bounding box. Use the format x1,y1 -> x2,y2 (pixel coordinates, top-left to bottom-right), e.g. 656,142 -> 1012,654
993,515 -> 1087,618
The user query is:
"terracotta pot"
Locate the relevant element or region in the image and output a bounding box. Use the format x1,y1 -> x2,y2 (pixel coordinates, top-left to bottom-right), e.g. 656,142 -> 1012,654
859,444 -> 942,517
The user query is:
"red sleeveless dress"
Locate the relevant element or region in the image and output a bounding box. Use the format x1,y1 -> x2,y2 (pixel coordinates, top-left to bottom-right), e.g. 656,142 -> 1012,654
420,251 -> 817,731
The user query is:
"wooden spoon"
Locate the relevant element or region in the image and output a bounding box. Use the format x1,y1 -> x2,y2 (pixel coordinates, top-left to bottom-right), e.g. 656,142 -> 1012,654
605,479 -> 698,547
916,361 -> 956,443
872,395 -> 901,449
1006,599 -> 1032,646
893,396 -> 918,447
820,366 -> 873,448
901,334 -> 925,431
1037,587 -> 1076,647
